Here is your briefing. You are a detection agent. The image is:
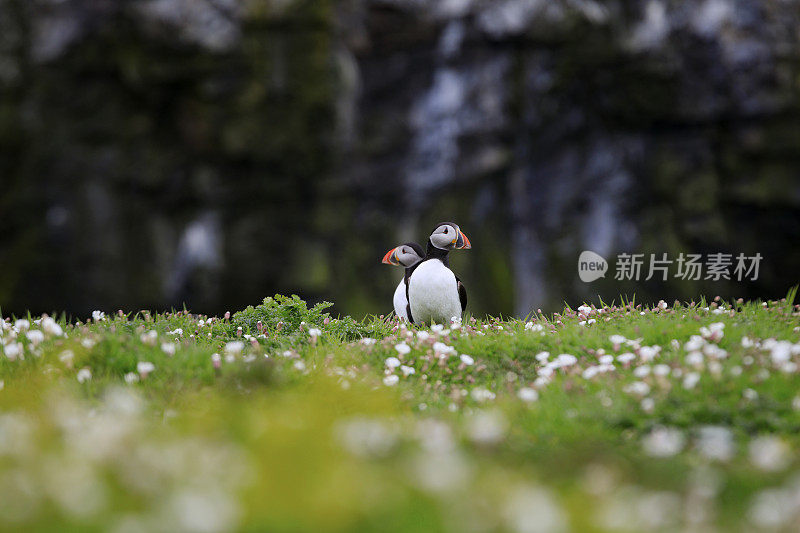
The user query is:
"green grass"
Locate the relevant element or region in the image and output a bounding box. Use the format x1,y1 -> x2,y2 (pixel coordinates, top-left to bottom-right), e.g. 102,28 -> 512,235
1,293 -> 800,532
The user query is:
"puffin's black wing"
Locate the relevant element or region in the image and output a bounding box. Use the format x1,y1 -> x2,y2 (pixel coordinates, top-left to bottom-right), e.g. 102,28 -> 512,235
455,275 -> 467,313
404,273 -> 415,324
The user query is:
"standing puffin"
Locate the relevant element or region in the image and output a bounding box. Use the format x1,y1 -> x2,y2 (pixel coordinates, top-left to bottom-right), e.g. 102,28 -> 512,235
407,222 -> 471,325
381,242 -> 426,321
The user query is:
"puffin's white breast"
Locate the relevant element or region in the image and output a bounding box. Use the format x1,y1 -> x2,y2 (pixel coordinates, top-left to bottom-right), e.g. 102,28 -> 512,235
408,259 -> 461,325
393,278 -> 408,320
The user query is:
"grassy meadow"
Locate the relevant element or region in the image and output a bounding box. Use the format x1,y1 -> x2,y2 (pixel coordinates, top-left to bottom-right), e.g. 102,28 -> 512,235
1,293 -> 800,532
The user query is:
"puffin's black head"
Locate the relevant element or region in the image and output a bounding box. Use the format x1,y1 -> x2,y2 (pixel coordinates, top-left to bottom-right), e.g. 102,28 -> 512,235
429,222 -> 471,251
382,242 -> 425,268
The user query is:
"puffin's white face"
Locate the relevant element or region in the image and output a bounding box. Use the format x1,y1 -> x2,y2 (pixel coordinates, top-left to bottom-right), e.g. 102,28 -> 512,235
429,223 -> 471,251
382,244 -> 424,268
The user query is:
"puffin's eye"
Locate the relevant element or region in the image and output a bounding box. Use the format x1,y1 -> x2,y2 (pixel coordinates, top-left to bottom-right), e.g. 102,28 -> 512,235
444,228 -> 449,234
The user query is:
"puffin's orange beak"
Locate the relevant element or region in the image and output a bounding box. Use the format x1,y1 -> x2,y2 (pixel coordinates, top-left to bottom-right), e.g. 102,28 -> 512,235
456,230 -> 471,250
382,247 -> 400,265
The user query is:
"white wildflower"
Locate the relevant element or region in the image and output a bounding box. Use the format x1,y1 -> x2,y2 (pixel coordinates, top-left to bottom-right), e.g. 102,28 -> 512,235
224,341 -> 244,355
503,485 -> 566,533
686,351 -> 704,366
383,374 -> 399,386
3,342 -> 21,361
416,331 -> 430,341
624,381 -> 650,396
609,334 -> 626,345
14,319 -> 30,331
59,350 -> 74,367
41,317 -> 63,337
400,365 -> 416,377
394,342 -> 411,355
685,335 -> 705,352
683,372 -> 700,390
518,387 -> 539,402
460,354 -> 474,366
137,361 -> 155,378
308,327 -> 322,338
470,388 -> 496,402
525,322 -> 545,332
360,337 -> 377,345
433,342 -> 455,355
140,330 -> 158,345
696,426 -> 734,462
554,354 -> 577,368
643,427 -> 685,457
385,357 -> 401,369
749,437 -> 790,472
124,372 -> 139,384
430,324 -> 444,334
467,410 -> 507,445
633,365 -> 651,378
741,336 -> 754,348
743,388 -> 758,401
161,342 -> 176,356
617,353 -> 635,364
25,330 -> 44,345
166,328 -> 183,336
653,364 -> 670,377
92,310 -> 105,322
293,360 -> 306,372
77,367 -> 92,383
535,351 -> 550,362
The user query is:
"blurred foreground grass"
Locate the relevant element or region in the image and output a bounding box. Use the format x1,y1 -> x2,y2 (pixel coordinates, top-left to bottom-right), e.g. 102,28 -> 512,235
1,293 -> 800,532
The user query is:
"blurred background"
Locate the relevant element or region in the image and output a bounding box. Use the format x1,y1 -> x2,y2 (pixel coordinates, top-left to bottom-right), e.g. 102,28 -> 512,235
0,0 -> 799,319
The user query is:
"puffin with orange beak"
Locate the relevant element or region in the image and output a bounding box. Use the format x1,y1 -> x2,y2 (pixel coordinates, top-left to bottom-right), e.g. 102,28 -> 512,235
381,242 -> 425,321
406,222 -> 471,325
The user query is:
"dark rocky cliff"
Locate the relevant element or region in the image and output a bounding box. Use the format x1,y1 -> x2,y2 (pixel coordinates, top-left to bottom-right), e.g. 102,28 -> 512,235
1,0 -> 799,317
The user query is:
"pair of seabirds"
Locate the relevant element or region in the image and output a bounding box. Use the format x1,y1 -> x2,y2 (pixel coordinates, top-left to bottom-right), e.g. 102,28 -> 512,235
381,222 -> 471,325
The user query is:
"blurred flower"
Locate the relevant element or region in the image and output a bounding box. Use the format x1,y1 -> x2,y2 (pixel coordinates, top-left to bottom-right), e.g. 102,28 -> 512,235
59,350 -> 74,368
749,437 -> 790,472
3,343 -> 21,361
137,361 -> 155,378
470,388 -> 496,402
360,337 -> 376,345
335,417 -> 398,458
224,341 -> 244,356
394,343 -> 411,355
14,319 -> 30,331
77,368 -> 92,383
503,485 -> 566,533
416,331 -> 430,341
385,357 -> 401,369
460,354 -> 474,366
683,372 -> 701,390
433,342 -> 455,355
308,327 -> 322,338
41,317 -> 63,337
92,310 -> 105,322
140,330 -> 157,345
124,372 -> 139,384
642,427 -> 685,457
383,375 -> 399,386
535,351 -> 550,362
166,328 -> 183,336
161,343 -> 176,356
467,410 -> 507,445
518,387 -> 538,402
25,330 -> 44,346
696,426 -> 735,462
525,322 -> 544,332
400,365 -> 416,377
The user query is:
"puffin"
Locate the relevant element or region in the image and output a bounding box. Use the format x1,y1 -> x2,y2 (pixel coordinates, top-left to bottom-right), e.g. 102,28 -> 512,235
381,242 -> 426,321
407,222 -> 471,325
